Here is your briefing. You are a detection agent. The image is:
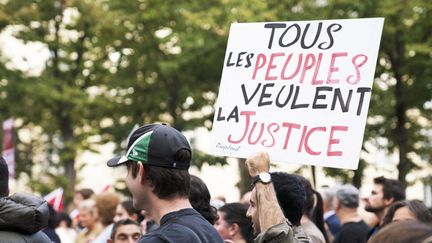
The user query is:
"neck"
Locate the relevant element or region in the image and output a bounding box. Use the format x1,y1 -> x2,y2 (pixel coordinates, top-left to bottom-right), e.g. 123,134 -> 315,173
233,238 -> 247,243
300,214 -> 309,224
377,207 -> 388,225
148,196 -> 192,224
336,208 -> 361,225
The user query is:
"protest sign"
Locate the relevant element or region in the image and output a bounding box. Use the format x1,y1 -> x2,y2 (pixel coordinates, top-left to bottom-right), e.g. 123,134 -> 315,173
210,18 -> 384,169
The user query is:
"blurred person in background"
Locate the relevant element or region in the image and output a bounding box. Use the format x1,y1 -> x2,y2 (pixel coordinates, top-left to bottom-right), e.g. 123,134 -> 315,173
215,202 -> 254,243
56,212 -> 77,243
382,199 -> 432,227
107,219 -> 142,243
43,204 -> 61,243
319,186 -> 341,240
75,199 -> 103,243
189,174 -> 219,225
332,185 -> 369,243
364,176 -> 405,238
368,220 -> 432,243
92,192 -> 120,242
298,176 -> 328,243
71,188 -> 95,230
0,157 -> 51,242
138,210 -> 158,234
114,200 -> 142,223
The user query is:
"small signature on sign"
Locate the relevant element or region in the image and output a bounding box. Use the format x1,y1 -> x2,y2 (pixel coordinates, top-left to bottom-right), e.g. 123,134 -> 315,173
216,142 -> 241,153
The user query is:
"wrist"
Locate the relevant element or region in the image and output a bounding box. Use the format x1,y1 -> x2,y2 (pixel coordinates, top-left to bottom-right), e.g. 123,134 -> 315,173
252,172 -> 272,185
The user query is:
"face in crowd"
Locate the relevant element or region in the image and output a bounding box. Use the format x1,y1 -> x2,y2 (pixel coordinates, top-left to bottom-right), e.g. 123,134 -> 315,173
365,183 -> 387,213
109,223 -> 142,243
246,187 -> 260,236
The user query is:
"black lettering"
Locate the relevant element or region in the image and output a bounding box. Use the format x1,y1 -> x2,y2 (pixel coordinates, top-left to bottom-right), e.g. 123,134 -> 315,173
264,23 -> 287,49
216,107 -> 225,121
313,86 -> 332,109
279,24 -> 301,48
276,84 -> 294,107
301,22 -> 323,49
241,83 -> 262,105
245,53 -> 254,68
331,88 -> 353,112
227,106 -> 239,122
258,83 -> 275,106
291,85 -> 309,109
319,23 -> 342,50
226,52 -> 235,66
356,87 -> 372,116
236,52 -> 246,67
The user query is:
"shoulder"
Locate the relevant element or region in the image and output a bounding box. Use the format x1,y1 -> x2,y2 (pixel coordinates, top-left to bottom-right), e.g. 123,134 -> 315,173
0,230 -> 51,243
256,219 -> 312,243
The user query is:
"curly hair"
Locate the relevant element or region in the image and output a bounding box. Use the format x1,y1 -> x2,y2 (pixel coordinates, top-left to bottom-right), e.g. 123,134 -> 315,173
189,175 -> 218,224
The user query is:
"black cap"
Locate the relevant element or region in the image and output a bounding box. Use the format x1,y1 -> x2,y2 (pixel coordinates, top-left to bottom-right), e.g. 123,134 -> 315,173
107,124 -> 191,170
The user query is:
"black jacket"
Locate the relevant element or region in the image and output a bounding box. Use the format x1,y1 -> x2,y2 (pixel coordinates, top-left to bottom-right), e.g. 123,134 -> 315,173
0,192 -> 51,243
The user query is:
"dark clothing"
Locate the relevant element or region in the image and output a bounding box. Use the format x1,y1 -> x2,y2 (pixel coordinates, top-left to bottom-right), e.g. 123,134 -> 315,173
43,227 -> 61,243
333,220 -> 369,243
0,193 -> 51,243
325,213 -> 342,236
367,223 -> 380,240
139,208 -> 223,243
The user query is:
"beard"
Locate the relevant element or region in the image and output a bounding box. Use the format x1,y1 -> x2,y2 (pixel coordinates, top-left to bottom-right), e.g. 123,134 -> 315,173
365,204 -> 385,213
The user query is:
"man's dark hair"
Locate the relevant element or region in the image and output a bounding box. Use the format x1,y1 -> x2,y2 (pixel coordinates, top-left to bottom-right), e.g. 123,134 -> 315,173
75,188 -> 94,199
0,157 -> 9,197
126,149 -> 191,200
219,203 -> 254,243
110,218 -> 141,240
271,172 -> 306,226
189,175 -> 218,224
374,176 -> 405,202
120,200 -> 143,221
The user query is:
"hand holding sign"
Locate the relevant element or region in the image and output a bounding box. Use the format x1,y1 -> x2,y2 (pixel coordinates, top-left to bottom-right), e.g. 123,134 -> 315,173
210,18 -> 384,169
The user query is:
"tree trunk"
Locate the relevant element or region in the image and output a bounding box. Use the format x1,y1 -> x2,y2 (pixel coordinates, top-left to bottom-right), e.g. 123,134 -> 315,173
237,158 -> 253,199
352,159 -> 365,188
389,26 -> 409,188
60,114 -> 77,204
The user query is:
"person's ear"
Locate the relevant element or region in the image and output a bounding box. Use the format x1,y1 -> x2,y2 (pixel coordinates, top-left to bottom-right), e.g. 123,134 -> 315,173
107,239 -> 113,243
137,161 -> 146,183
228,223 -> 240,237
333,199 -> 341,210
384,197 -> 394,207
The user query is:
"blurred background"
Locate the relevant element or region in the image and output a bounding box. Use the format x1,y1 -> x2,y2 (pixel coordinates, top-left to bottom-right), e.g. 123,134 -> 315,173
0,0 -> 430,209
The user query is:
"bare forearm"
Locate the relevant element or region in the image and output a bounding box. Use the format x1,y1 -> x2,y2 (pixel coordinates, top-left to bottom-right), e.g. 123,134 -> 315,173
256,182 -> 286,232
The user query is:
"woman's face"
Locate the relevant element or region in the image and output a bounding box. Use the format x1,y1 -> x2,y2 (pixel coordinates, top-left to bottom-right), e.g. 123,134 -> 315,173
114,204 -> 130,223
79,209 -> 97,228
392,206 -> 416,222
214,212 -> 231,240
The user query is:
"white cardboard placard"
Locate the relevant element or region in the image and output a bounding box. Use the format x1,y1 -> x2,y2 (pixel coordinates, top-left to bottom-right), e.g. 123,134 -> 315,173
210,18 -> 384,169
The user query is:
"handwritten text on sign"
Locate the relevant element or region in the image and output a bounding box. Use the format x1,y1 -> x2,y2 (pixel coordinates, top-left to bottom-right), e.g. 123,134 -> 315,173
210,18 -> 384,169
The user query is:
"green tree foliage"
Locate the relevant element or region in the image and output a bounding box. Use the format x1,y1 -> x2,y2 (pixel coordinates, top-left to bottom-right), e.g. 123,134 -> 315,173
0,0 -> 430,201
320,0 -> 432,187
0,0 -> 127,201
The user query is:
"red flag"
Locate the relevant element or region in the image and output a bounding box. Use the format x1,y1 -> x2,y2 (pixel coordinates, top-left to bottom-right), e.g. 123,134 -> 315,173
2,118 -> 15,177
44,187 -> 64,212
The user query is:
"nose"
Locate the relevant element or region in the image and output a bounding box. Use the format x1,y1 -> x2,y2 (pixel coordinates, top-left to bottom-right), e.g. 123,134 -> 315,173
246,207 -> 251,218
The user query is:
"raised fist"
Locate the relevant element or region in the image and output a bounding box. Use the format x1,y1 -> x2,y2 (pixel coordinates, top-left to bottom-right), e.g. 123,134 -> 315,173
245,151 -> 270,177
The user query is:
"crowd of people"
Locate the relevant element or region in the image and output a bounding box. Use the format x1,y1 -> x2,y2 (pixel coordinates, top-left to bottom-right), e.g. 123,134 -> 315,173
1,123 -> 432,243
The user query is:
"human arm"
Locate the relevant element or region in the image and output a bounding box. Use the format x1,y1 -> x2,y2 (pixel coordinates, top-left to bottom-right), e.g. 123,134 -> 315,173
246,152 -> 285,233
